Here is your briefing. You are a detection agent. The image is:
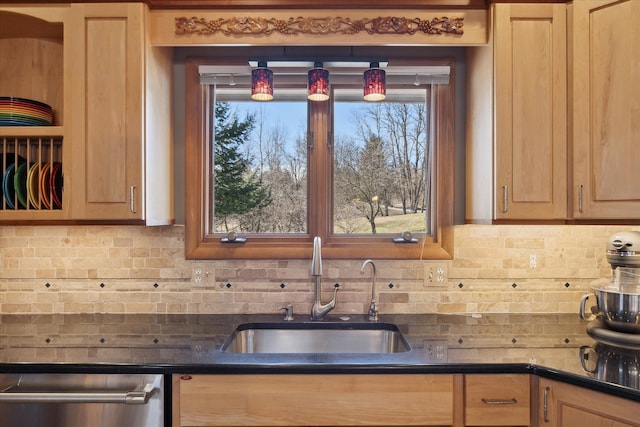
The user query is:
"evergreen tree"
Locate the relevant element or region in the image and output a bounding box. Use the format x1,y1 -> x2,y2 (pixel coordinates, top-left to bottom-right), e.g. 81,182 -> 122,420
214,102 -> 271,231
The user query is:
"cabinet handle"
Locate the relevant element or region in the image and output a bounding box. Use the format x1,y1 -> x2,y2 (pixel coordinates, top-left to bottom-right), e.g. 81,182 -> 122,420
130,186 -> 137,214
0,381 -> 155,404
502,185 -> 509,213
543,386 -> 550,423
481,397 -> 517,405
577,184 -> 583,213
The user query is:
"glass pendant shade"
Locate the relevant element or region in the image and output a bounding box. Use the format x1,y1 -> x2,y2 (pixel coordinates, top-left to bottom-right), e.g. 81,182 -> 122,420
251,62 -> 274,101
363,62 -> 386,101
307,62 -> 330,101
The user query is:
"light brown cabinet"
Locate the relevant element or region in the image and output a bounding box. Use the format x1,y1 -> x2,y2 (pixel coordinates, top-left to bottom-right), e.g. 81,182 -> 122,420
468,1 -> 640,223
464,374 -> 530,426
466,3 -> 567,223
537,378 -> 640,427
173,374 -> 457,426
570,0 -> 640,220
493,3 -> 567,221
0,3 -> 172,224
69,3 -> 144,220
69,2 -> 173,224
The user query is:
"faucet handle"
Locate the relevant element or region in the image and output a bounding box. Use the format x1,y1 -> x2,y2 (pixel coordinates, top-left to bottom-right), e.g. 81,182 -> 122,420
279,304 -> 294,321
330,283 -> 340,302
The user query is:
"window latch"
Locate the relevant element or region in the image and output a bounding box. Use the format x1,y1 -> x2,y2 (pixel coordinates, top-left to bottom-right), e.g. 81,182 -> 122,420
221,231 -> 247,243
392,231 -> 418,243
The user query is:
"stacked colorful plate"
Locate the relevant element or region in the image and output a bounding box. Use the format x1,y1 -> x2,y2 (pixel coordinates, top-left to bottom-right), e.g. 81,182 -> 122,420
0,97 -> 53,126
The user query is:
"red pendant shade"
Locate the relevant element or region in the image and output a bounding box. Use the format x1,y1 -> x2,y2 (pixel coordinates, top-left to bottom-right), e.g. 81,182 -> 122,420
251,62 -> 274,101
363,62 -> 386,102
307,62 -> 330,101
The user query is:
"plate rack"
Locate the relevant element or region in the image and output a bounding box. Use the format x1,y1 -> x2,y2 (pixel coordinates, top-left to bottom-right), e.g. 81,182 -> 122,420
1,135 -> 63,211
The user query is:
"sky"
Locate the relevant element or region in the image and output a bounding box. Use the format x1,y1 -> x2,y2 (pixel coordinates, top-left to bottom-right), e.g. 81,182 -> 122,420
234,101 -> 360,140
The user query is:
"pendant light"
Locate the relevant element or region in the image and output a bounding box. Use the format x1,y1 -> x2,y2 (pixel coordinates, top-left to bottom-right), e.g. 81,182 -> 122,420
307,62 -> 330,101
363,62 -> 386,102
251,61 -> 273,101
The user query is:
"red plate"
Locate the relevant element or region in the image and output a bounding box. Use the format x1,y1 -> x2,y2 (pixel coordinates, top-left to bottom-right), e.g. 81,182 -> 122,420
50,162 -> 63,209
39,162 -> 51,209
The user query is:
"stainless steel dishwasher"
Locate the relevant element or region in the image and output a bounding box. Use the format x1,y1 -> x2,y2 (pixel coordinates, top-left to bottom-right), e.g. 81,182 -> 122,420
0,373 -> 163,427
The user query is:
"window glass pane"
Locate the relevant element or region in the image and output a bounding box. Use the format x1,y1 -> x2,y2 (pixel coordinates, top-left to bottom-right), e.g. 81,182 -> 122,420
333,88 -> 431,235
211,99 -> 308,234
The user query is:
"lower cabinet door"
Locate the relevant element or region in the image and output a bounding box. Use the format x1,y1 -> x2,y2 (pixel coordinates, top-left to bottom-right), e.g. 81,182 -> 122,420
538,378 -> 640,427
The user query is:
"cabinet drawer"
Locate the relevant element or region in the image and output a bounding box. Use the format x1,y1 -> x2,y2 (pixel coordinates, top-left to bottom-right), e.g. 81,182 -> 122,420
464,374 -> 530,426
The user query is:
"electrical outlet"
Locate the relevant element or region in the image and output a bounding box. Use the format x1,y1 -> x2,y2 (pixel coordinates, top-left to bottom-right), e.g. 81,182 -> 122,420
424,341 -> 447,361
192,265 -> 214,285
193,267 -> 203,282
424,262 -> 448,287
529,253 -> 537,269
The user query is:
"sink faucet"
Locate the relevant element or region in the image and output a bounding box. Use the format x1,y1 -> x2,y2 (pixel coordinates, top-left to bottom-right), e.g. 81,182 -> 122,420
310,236 -> 338,320
360,259 -> 378,322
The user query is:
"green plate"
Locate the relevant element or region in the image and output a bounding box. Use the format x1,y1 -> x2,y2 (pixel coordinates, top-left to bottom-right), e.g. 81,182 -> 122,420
13,161 -> 31,209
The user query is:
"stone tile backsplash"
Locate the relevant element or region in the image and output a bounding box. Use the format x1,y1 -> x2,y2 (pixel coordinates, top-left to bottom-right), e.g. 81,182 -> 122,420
0,224 -> 629,315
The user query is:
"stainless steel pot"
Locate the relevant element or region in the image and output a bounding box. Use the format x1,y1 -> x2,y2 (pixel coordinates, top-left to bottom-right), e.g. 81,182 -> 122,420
581,285 -> 640,333
580,343 -> 640,389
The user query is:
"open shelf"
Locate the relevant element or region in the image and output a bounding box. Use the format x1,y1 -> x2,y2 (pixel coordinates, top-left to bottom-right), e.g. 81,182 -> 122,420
0,7 -> 66,220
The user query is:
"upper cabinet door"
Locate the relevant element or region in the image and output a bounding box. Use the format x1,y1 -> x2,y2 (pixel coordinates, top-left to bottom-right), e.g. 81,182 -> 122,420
572,0 -> 640,219
494,3 -> 567,220
70,3 -> 144,221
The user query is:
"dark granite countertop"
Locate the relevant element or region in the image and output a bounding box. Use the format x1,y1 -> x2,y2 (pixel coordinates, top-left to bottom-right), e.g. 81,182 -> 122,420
0,313 -> 638,402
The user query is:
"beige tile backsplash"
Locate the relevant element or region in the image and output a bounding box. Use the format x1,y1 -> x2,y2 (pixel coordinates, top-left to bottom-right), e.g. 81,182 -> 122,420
0,224 -> 628,315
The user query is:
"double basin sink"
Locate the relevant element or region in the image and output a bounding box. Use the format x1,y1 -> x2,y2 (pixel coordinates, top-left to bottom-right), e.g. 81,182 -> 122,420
222,321 -> 411,354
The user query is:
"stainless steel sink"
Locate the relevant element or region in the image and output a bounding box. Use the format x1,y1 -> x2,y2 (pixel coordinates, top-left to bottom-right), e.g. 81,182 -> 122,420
222,322 -> 411,354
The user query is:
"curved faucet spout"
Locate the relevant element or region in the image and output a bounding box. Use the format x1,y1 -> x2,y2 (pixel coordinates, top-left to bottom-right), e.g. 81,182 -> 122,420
360,259 -> 378,322
310,236 -> 338,320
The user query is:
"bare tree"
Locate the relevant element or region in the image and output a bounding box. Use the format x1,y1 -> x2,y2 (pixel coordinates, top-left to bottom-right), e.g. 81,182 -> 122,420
334,134 -> 392,233
375,103 -> 427,214
285,132 -> 307,192
242,111 -> 307,233
333,100 -> 428,234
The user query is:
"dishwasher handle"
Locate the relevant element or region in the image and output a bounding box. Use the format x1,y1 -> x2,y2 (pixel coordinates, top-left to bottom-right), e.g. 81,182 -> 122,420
0,383 -> 155,404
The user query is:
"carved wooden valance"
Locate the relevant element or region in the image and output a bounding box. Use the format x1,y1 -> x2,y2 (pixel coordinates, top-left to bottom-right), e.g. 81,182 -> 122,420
174,15 -> 464,36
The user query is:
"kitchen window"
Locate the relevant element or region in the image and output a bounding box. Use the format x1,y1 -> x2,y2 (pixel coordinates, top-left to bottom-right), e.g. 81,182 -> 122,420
184,56 -> 455,260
